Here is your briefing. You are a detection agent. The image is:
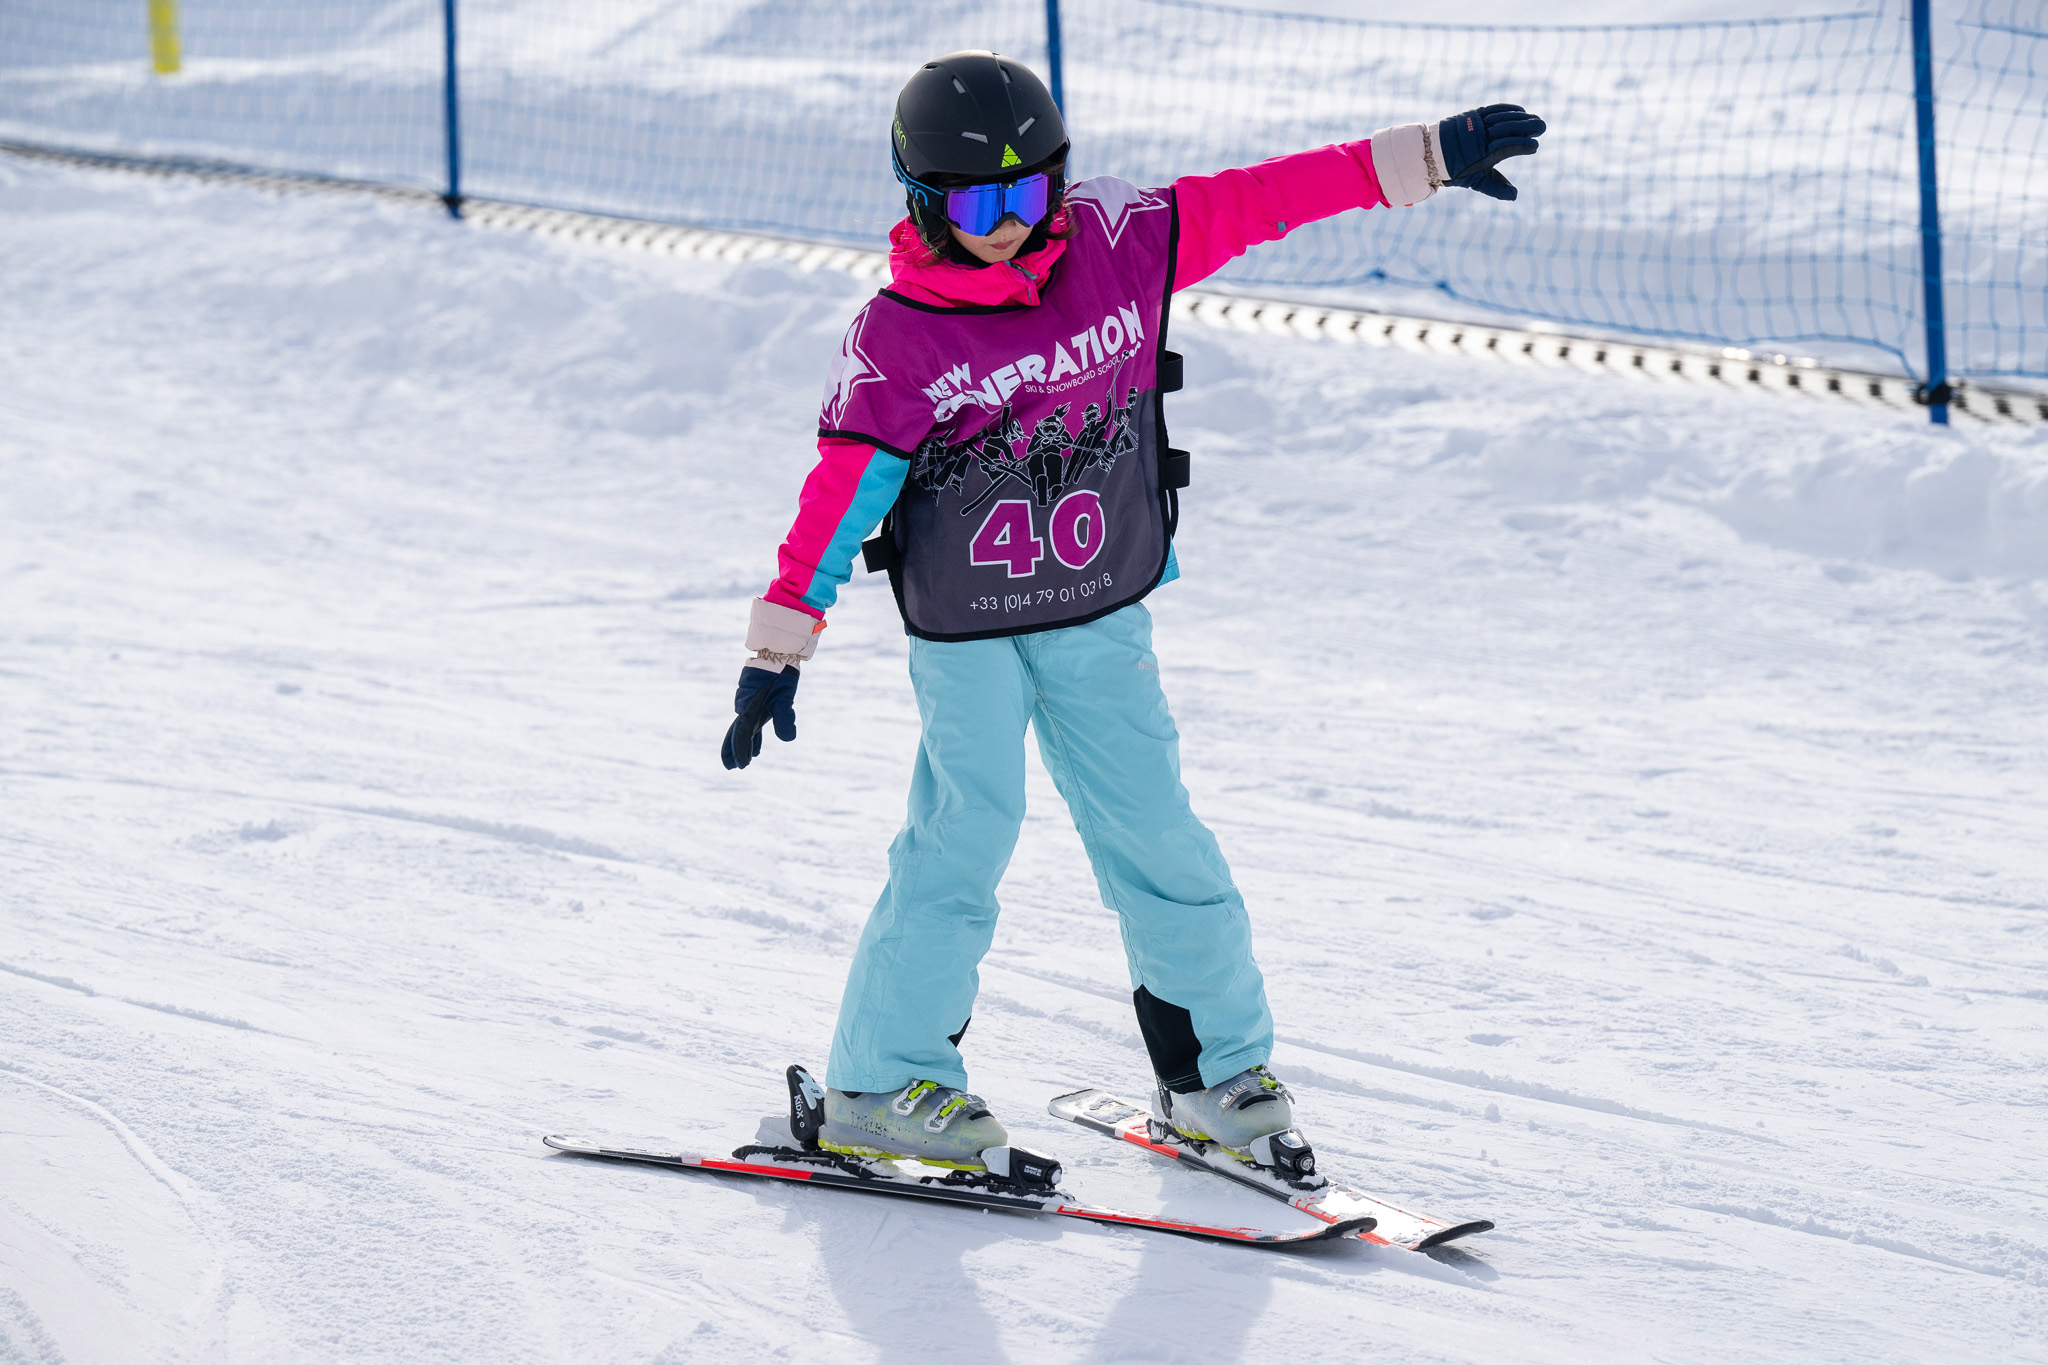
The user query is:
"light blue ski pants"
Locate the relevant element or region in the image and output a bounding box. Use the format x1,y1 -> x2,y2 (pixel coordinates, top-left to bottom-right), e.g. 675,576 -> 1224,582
826,603 -> 1273,1094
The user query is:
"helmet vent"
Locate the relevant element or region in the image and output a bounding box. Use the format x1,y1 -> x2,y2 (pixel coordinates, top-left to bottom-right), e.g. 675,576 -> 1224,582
1018,117 -> 1035,135
960,131 -> 988,142
952,78 -> 966,94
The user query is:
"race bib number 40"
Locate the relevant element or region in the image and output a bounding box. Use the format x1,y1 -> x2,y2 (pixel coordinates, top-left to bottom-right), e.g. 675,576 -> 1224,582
969,491 -> 1106,578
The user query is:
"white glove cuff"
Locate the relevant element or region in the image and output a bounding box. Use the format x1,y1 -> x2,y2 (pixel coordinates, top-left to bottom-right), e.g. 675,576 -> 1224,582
746,597 -> 825,662
1368,122 -> 1445,206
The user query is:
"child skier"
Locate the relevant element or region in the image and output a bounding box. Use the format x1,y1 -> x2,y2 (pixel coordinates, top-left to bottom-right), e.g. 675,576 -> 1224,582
724,52 -> 1543,1174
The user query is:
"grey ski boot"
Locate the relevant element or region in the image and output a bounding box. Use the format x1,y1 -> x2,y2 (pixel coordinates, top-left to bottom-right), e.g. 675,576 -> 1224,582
819,1080 -> 1010,1169
1156,1065 -> 1317,1177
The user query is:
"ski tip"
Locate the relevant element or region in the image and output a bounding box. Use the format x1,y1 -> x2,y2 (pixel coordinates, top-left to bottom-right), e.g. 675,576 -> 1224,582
1412,1218 -> 1495,1250
1046,1086 -> 1103,1110
1046,1089 -> 1146,1134
542,1134 -> 585,1152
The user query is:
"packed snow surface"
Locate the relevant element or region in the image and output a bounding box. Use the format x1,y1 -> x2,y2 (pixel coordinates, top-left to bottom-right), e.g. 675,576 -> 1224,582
3,160 -> 2047,1363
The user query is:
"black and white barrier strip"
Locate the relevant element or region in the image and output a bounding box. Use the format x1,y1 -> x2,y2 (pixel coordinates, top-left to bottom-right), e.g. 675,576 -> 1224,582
460,198 -> 893,281
1168,293 -> 2048,426
8,138 -> 2042,426
0,138 -> 444,209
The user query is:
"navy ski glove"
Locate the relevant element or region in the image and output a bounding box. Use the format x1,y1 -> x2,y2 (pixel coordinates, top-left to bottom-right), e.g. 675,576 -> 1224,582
1437,104 -> 1546,201
724,596 -> 823,770
721,665 -> 799,770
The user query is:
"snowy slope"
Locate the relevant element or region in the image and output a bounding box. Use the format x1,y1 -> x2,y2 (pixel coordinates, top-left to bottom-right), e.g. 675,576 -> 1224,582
3,159 -> 2047,1363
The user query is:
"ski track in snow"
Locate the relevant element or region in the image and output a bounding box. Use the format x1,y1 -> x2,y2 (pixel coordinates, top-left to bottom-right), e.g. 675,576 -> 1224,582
2,158 -> 2046,1363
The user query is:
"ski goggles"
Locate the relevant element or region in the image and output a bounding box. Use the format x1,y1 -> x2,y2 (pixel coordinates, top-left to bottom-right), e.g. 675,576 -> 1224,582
897,159 -> 1061,236
935,172 -> 1055,236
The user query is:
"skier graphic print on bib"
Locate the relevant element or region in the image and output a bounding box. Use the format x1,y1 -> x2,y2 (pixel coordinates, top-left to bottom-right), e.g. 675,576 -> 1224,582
822,178 -> 1178,642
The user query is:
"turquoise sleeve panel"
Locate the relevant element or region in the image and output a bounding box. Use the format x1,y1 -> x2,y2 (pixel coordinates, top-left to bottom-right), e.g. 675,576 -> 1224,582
770,444 -> 909,615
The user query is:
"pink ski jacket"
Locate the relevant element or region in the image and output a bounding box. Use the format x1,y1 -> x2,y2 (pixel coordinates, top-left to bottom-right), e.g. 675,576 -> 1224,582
764,139 -> 1391,621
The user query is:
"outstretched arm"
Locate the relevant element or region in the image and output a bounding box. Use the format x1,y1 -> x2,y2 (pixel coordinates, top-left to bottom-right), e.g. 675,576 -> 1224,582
1171,104 -> 1545,290
1172,141 -> 1386,291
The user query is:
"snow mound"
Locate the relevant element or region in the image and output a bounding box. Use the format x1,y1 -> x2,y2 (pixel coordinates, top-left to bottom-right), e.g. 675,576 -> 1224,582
1471,410 -> 2048,580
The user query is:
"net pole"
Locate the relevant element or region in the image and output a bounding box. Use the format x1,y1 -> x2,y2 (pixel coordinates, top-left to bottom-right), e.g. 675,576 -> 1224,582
1911,0 -> 1948,423
1045,0 -> 1065,111
442,0 -> 463,219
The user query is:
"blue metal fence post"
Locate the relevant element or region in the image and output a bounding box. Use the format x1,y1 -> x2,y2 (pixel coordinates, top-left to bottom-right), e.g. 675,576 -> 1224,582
441,0 -> 463,219
1911,0 -> 1949,424
1044,0 -> 1065,111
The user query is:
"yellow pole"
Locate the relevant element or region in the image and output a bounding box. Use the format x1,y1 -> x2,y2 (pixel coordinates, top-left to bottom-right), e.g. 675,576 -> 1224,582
149,0 -> 180,75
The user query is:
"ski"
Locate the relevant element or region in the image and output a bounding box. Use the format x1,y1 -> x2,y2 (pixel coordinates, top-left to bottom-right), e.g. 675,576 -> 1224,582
1047,1087 -> 1494,1252
540,1134 -> 1373,1245
544,1067 -> 1373,1249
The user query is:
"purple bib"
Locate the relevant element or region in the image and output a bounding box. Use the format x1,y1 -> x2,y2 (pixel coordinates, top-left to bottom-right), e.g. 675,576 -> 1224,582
821,178 -> 1180,641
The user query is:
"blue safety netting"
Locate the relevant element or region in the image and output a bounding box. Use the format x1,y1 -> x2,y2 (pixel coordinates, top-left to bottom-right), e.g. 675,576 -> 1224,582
1,0 -> 2042,381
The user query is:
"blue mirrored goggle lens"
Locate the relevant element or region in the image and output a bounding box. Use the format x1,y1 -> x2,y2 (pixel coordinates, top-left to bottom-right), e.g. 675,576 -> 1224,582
942,173 -> 1052,236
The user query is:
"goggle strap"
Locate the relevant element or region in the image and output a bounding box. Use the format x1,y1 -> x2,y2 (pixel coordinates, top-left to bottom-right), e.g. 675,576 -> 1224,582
890,148 -> 945,207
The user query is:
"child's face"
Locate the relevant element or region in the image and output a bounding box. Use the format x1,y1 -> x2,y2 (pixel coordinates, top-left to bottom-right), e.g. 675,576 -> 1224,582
949,216 -> 1033,264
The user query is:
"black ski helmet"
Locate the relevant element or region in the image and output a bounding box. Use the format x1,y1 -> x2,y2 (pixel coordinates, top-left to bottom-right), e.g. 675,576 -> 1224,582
892,51 -> 1068,187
